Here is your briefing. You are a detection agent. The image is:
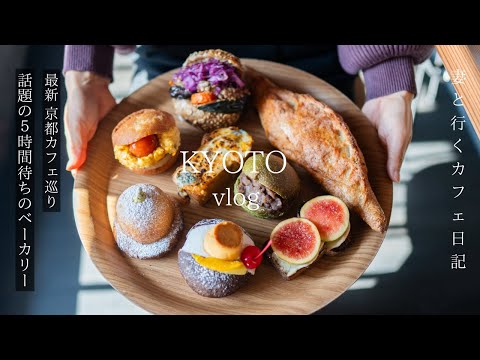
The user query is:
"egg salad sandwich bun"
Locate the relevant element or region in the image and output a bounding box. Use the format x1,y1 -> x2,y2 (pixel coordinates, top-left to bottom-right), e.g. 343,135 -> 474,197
112,109 -> 180,175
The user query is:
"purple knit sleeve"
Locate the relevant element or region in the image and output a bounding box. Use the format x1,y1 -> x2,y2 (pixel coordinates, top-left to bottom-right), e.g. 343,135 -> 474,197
63,45 -> 136,80
338,45 -> 433,100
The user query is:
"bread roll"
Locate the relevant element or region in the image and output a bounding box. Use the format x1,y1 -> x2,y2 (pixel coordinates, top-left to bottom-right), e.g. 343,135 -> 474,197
112,109 -> 180,175
114,184 -> 184,259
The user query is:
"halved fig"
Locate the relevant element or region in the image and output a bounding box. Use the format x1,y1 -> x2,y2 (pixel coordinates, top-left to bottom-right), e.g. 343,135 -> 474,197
271,218 -> 322,265
324,222 -> 351,251
300,195 -> 350,241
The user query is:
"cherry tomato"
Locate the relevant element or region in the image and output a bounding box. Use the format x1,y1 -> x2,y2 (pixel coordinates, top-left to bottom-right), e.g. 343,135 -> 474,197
129,135 -> 159,157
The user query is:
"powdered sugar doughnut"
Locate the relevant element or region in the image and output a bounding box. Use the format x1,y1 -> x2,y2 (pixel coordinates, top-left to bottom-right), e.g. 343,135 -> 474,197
114,183 -> 184,259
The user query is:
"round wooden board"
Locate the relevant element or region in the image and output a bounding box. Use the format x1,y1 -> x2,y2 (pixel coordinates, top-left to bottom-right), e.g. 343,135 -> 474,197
73,59 -> 392,315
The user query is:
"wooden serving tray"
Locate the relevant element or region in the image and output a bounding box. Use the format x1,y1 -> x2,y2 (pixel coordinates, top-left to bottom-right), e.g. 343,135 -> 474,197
73,59 -> 392,314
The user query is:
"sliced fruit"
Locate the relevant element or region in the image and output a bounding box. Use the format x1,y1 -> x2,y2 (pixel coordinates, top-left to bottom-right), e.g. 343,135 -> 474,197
325,222 -> 351,251
192,254 -> 247,275
271,251 -> 320,279
191,91 -> 216,105
128,134 -> 159,158
203,221 -> 243,260
271,218 -> 322,265
300,195 -> 350,241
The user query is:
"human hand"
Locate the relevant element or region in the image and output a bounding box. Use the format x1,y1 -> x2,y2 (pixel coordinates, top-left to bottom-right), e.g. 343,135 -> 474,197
362,91 -> 414,183
64,71 -> 116,176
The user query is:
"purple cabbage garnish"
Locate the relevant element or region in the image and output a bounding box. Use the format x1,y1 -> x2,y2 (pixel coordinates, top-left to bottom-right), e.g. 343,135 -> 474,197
173,59 -> 245,95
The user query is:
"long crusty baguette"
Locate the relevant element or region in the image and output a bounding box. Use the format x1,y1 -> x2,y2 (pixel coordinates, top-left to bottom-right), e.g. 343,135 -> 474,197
251,74 -> 387,233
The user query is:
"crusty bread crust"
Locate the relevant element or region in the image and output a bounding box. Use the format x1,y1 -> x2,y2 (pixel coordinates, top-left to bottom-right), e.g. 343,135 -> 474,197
112,109 -> 177,146
251,74 -> 387,233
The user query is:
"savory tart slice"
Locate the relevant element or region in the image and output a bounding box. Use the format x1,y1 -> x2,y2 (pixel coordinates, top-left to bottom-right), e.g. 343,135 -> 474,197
172,126 -> 253,205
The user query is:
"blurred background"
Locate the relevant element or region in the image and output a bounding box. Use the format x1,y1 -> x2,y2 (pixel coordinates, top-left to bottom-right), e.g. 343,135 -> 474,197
1,45 -> 479,314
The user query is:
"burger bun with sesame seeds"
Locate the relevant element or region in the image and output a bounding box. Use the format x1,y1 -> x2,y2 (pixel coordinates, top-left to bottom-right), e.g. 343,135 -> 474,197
169,49 -> 250,132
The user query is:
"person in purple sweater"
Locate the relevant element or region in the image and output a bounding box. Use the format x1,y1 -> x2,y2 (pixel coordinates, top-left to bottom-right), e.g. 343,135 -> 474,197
63,45 -> 433,182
